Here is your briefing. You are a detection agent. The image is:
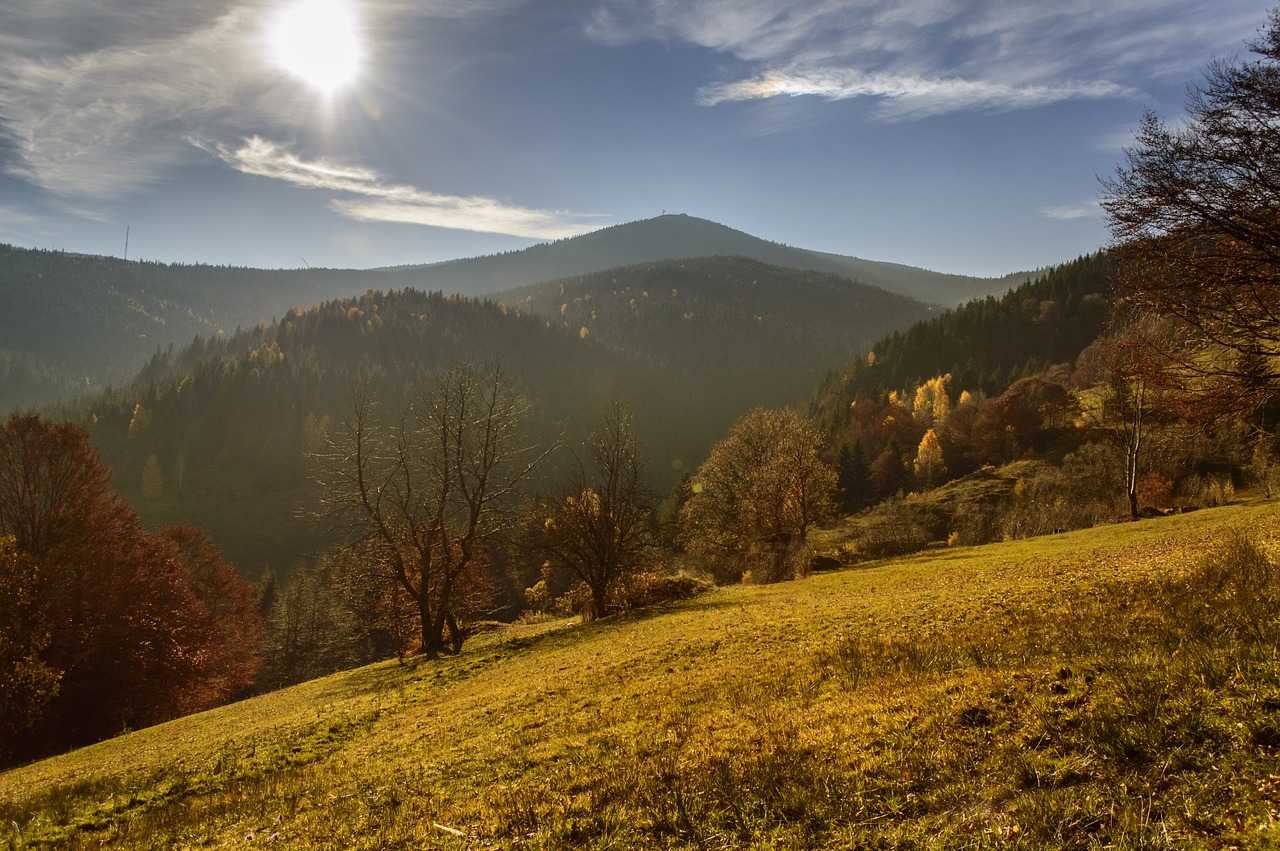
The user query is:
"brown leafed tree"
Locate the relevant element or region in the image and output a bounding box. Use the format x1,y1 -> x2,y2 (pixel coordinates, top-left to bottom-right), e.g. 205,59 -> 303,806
154,524 -> 266,705
316,361 -> 548,657
1101,9 -> 1280,415
0,414 -> 265,757
538,402 -> 655,619
0,536 -> 59,756
680,407 -> 835,581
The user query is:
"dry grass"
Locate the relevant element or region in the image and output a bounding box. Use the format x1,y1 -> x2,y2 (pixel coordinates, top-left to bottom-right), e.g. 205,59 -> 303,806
5,499 -> 1280,848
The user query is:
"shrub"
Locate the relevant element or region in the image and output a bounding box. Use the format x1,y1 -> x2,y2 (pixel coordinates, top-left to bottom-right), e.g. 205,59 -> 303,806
1136,470 -> 1174,510
614,572 -> 715,610
1177,472 -> 1236,508
855,497 -> 931,560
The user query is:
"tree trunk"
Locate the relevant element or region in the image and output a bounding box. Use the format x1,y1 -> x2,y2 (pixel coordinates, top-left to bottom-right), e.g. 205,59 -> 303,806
590,582 -> 608,621
419,594 -> 444,658
446,611 -> 463,654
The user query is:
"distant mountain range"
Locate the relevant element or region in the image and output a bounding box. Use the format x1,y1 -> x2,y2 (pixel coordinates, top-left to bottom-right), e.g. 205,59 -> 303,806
1,215 -> 1028,413
379,215 -> 1032,307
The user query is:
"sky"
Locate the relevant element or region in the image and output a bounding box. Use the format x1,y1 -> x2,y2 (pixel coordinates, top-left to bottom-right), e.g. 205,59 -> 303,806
0,0 -> 1275,278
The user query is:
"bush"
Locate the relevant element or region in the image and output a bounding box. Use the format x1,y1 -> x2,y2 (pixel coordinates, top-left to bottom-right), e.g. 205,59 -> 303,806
1177,472 -> 1236,508
614,572 -> 715,610
1136,470 -> 1174,510
855,498 -> 931,560
998,445 -> 1127,540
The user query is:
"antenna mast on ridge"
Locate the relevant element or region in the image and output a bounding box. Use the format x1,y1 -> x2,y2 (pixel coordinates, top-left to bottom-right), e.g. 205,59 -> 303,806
124,225 -> 130,261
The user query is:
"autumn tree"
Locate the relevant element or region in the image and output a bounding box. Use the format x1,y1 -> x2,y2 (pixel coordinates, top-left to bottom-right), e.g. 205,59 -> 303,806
0,537 -> 59,757
538,402 -> 655,619
912,374 -> 952,429
913,428 -> 947,488
0,414 -> 265,757
1101,8 -> 1280,414
315,361 -> 547,657
971,376 -> 1074,463
679,407 -> 835,582
1075,317 -> 1190,518
154,524 -> 266,703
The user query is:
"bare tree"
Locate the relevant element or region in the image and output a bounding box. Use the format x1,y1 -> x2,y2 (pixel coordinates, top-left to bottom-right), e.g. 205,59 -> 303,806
538,402 -> 655,619
1075,316 -> 1189,518
1101,9 -> 1280,414
316,361 -> 547,657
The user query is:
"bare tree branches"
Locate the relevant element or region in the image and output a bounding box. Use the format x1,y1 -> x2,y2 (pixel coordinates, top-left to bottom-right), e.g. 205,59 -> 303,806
537,402 -> 655,619
1101,10 -> 1280,411
315,360 -> 548,656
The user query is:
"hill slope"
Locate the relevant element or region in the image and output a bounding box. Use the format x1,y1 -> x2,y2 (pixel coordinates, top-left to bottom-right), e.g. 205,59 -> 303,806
810,253 -> 1112,436
3,500 -> 1278,848
0,245 -> 371,410
494,256 -> 933,407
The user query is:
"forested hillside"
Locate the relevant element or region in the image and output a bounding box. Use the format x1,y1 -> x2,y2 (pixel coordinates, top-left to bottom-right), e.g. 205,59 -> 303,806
810,253 -> 1110,434
68,258 -> 928,577
0,244 -> 367,409
67,292 -> 627,576
1,216 -> 1020,412
495,256 -> 933,410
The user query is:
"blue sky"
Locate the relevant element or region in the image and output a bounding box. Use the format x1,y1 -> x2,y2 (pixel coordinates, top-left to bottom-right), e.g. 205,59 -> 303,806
0,0 -> 1274,277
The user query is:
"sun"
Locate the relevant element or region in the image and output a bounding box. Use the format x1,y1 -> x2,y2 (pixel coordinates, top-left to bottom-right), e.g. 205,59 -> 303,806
266,0 -> 362,97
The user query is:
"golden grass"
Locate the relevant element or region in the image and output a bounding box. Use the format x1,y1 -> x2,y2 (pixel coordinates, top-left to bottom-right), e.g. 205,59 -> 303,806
5,499 -> 1280,848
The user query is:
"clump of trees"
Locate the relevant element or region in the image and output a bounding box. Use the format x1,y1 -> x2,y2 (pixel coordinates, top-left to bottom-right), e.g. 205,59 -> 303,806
0,413 -> 264,762
1102,9 -> 1280,420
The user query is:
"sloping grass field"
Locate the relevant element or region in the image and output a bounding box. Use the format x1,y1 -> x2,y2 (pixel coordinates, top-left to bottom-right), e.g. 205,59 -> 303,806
5,500 -> 1280,848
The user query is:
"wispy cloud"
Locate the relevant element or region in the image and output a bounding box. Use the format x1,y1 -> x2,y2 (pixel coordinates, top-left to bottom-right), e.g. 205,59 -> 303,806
0,2 -> 280,198
0,0 -> 530,209
213,137 -> 606,239
698,68 -> 1132,119
1042,202 -> 1101,221
590,0 -> 1270,118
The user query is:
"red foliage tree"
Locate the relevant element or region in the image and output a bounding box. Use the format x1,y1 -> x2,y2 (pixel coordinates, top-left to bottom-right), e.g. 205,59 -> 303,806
154,524 -> 266,706
0,414 -> 265,757
971,377 -> 1074,463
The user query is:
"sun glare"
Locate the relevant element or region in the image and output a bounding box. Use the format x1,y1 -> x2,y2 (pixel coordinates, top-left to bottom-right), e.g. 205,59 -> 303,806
266,0 -> 362,96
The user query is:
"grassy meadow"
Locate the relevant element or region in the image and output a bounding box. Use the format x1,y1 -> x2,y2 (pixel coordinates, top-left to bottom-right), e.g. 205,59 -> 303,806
5,500 -> 1280,849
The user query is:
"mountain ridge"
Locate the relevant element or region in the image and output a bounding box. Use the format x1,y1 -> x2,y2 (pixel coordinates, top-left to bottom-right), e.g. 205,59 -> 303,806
2,214 -> 1026,413
372,214 -> 1032,306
